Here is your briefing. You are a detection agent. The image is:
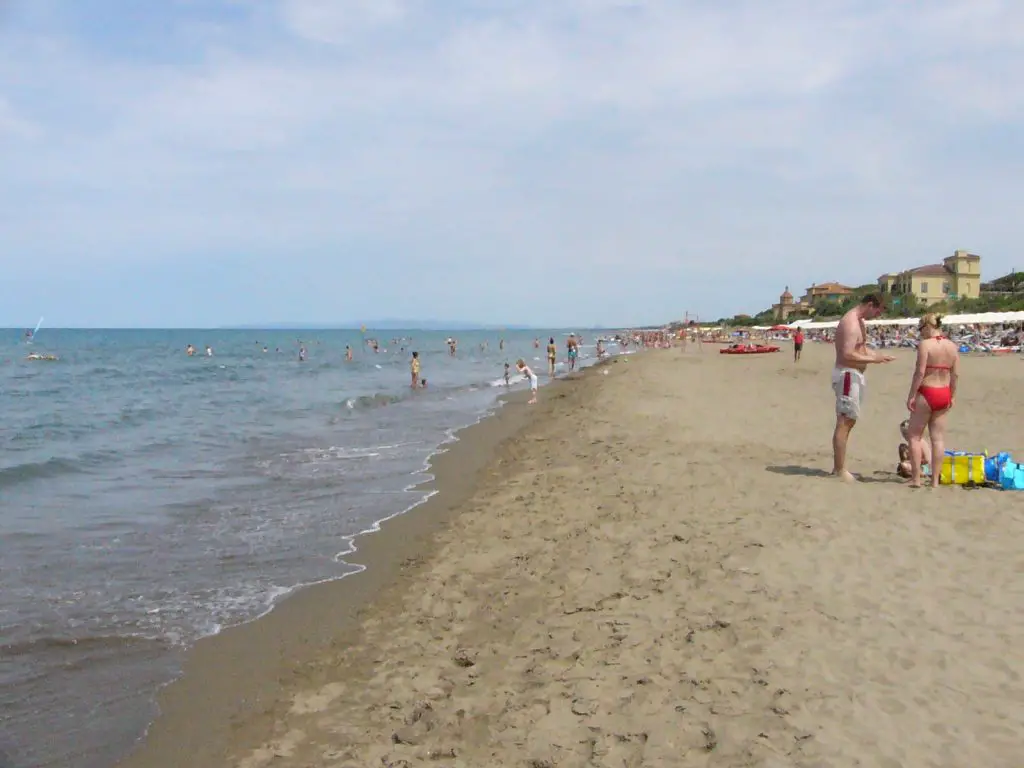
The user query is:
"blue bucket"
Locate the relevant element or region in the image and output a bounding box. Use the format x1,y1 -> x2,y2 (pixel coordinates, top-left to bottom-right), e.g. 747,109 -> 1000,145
986,452 -> 1013,482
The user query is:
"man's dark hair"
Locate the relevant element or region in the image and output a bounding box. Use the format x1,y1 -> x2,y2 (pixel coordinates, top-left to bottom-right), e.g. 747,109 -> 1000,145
860,294 -> 882,308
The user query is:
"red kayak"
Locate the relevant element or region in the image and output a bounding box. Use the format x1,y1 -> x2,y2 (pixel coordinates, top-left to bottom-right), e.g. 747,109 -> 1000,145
720,344 -> 780,355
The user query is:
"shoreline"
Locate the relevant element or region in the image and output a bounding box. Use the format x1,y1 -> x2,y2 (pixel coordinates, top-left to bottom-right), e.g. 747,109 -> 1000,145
120,345 -> 1023,766
115,363 -> 608,767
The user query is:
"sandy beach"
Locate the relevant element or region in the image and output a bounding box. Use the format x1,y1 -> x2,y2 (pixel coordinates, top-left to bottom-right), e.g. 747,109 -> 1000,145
121,342 -> 1024,768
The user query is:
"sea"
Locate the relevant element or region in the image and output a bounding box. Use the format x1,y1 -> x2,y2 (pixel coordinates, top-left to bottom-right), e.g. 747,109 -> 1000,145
0,328 -> 618,768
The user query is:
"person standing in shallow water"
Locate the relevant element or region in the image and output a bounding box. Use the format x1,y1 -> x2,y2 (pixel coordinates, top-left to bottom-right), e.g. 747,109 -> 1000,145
410,351 -> 420,389
831,294 -> 893,482
546,337 -> 557,377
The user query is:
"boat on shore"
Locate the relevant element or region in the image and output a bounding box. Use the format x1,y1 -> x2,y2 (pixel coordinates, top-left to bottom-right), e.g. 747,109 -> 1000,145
720,344 -> 780,355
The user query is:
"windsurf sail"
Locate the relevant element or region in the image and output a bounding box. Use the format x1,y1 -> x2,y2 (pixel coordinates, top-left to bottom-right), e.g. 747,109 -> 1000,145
26,317 -> 43,344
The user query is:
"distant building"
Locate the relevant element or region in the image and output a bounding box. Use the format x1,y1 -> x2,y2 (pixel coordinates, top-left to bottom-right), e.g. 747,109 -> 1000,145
772,286 -> 814,321
878,250 -> 982,305
802,282 -> 854,306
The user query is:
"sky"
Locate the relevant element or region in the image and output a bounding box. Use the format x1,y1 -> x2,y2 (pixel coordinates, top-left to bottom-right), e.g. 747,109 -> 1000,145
1,0 -> 1022,328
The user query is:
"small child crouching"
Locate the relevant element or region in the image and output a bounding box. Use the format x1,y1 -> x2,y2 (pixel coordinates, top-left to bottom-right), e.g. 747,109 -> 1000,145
897,418 -> 932,479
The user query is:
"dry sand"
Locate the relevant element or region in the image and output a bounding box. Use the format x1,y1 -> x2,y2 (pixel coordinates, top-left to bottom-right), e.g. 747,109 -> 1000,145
123,343 -> 1024,768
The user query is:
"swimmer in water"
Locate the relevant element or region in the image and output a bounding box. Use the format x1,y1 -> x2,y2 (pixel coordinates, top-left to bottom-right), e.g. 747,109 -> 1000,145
345,345 -> 353,361
516,359 -> 538,404
186,344 -> 195,356
298,346 -> 306,362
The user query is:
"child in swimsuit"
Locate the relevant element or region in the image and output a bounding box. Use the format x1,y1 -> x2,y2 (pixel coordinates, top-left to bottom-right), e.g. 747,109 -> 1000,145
897,418 -> 931,478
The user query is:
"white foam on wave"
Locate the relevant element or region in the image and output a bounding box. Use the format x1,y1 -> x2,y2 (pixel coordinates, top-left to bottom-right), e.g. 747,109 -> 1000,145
327,404 -> 507,570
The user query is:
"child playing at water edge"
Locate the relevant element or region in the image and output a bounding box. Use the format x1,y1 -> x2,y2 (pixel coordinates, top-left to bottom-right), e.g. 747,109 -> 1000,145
410,351 -> 420,388
504,362 -> 511,387
516,359 -> 538,404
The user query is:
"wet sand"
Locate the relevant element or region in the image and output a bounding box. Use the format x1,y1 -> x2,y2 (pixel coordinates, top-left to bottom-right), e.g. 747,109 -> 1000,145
121,343 -> 1024,767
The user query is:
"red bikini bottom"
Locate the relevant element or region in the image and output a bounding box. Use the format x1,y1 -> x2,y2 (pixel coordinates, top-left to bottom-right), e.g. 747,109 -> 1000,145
919,385 -> 952,412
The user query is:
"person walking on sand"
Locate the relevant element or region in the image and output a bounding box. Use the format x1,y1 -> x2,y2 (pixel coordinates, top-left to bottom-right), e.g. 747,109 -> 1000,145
905,314 -> 959,488
546,337 -> 557,376
516,359 -> 538,404
793,328 -> 804,362
831,294 -> 894,481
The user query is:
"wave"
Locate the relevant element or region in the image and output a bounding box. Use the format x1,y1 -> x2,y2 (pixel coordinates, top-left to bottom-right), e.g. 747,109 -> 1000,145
0,447 -> 126,490
344,392 -> 406,410
0,456 -> 85,489
1,633 -> 166,658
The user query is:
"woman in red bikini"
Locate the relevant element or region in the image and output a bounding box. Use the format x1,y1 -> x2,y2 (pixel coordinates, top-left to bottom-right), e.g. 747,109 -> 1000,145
905,313 -> 960,488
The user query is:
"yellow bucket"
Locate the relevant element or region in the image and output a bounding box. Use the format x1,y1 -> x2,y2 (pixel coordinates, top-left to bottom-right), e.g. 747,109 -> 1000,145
939,454 -> 986,485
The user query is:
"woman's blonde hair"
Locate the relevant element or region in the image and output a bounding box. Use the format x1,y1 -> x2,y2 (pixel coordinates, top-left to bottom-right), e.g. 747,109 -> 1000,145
516,358 -> 526,368
919,313 -> 942,330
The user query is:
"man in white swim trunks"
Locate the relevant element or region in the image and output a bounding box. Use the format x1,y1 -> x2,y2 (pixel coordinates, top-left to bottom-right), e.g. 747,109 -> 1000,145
832,294 -> 894,481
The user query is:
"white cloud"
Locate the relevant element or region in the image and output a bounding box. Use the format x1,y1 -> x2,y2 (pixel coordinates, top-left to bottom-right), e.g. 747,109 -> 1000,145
280,0 -> 406,43
1,0 -> 1022,324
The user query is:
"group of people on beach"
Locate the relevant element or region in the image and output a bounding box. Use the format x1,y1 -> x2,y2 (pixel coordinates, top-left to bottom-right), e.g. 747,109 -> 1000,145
830,295 -> 960,488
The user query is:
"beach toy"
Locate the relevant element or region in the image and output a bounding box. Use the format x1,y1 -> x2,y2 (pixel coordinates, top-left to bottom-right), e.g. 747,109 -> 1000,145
999,461 -> 1024,491
959,344 -> 971,353
939,451 -> 986,486
985,452 -> 1012,482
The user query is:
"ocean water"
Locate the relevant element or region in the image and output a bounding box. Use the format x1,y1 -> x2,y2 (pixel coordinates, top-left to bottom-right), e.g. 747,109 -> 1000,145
0,328 -> 614,768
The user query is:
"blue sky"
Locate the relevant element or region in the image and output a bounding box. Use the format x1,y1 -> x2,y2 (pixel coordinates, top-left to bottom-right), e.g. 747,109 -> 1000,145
1,0 -> 1022,328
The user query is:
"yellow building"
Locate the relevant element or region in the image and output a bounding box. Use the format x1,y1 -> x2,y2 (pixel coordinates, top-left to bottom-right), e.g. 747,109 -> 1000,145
877,250 -> 982,305
802,282 -> 854,306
